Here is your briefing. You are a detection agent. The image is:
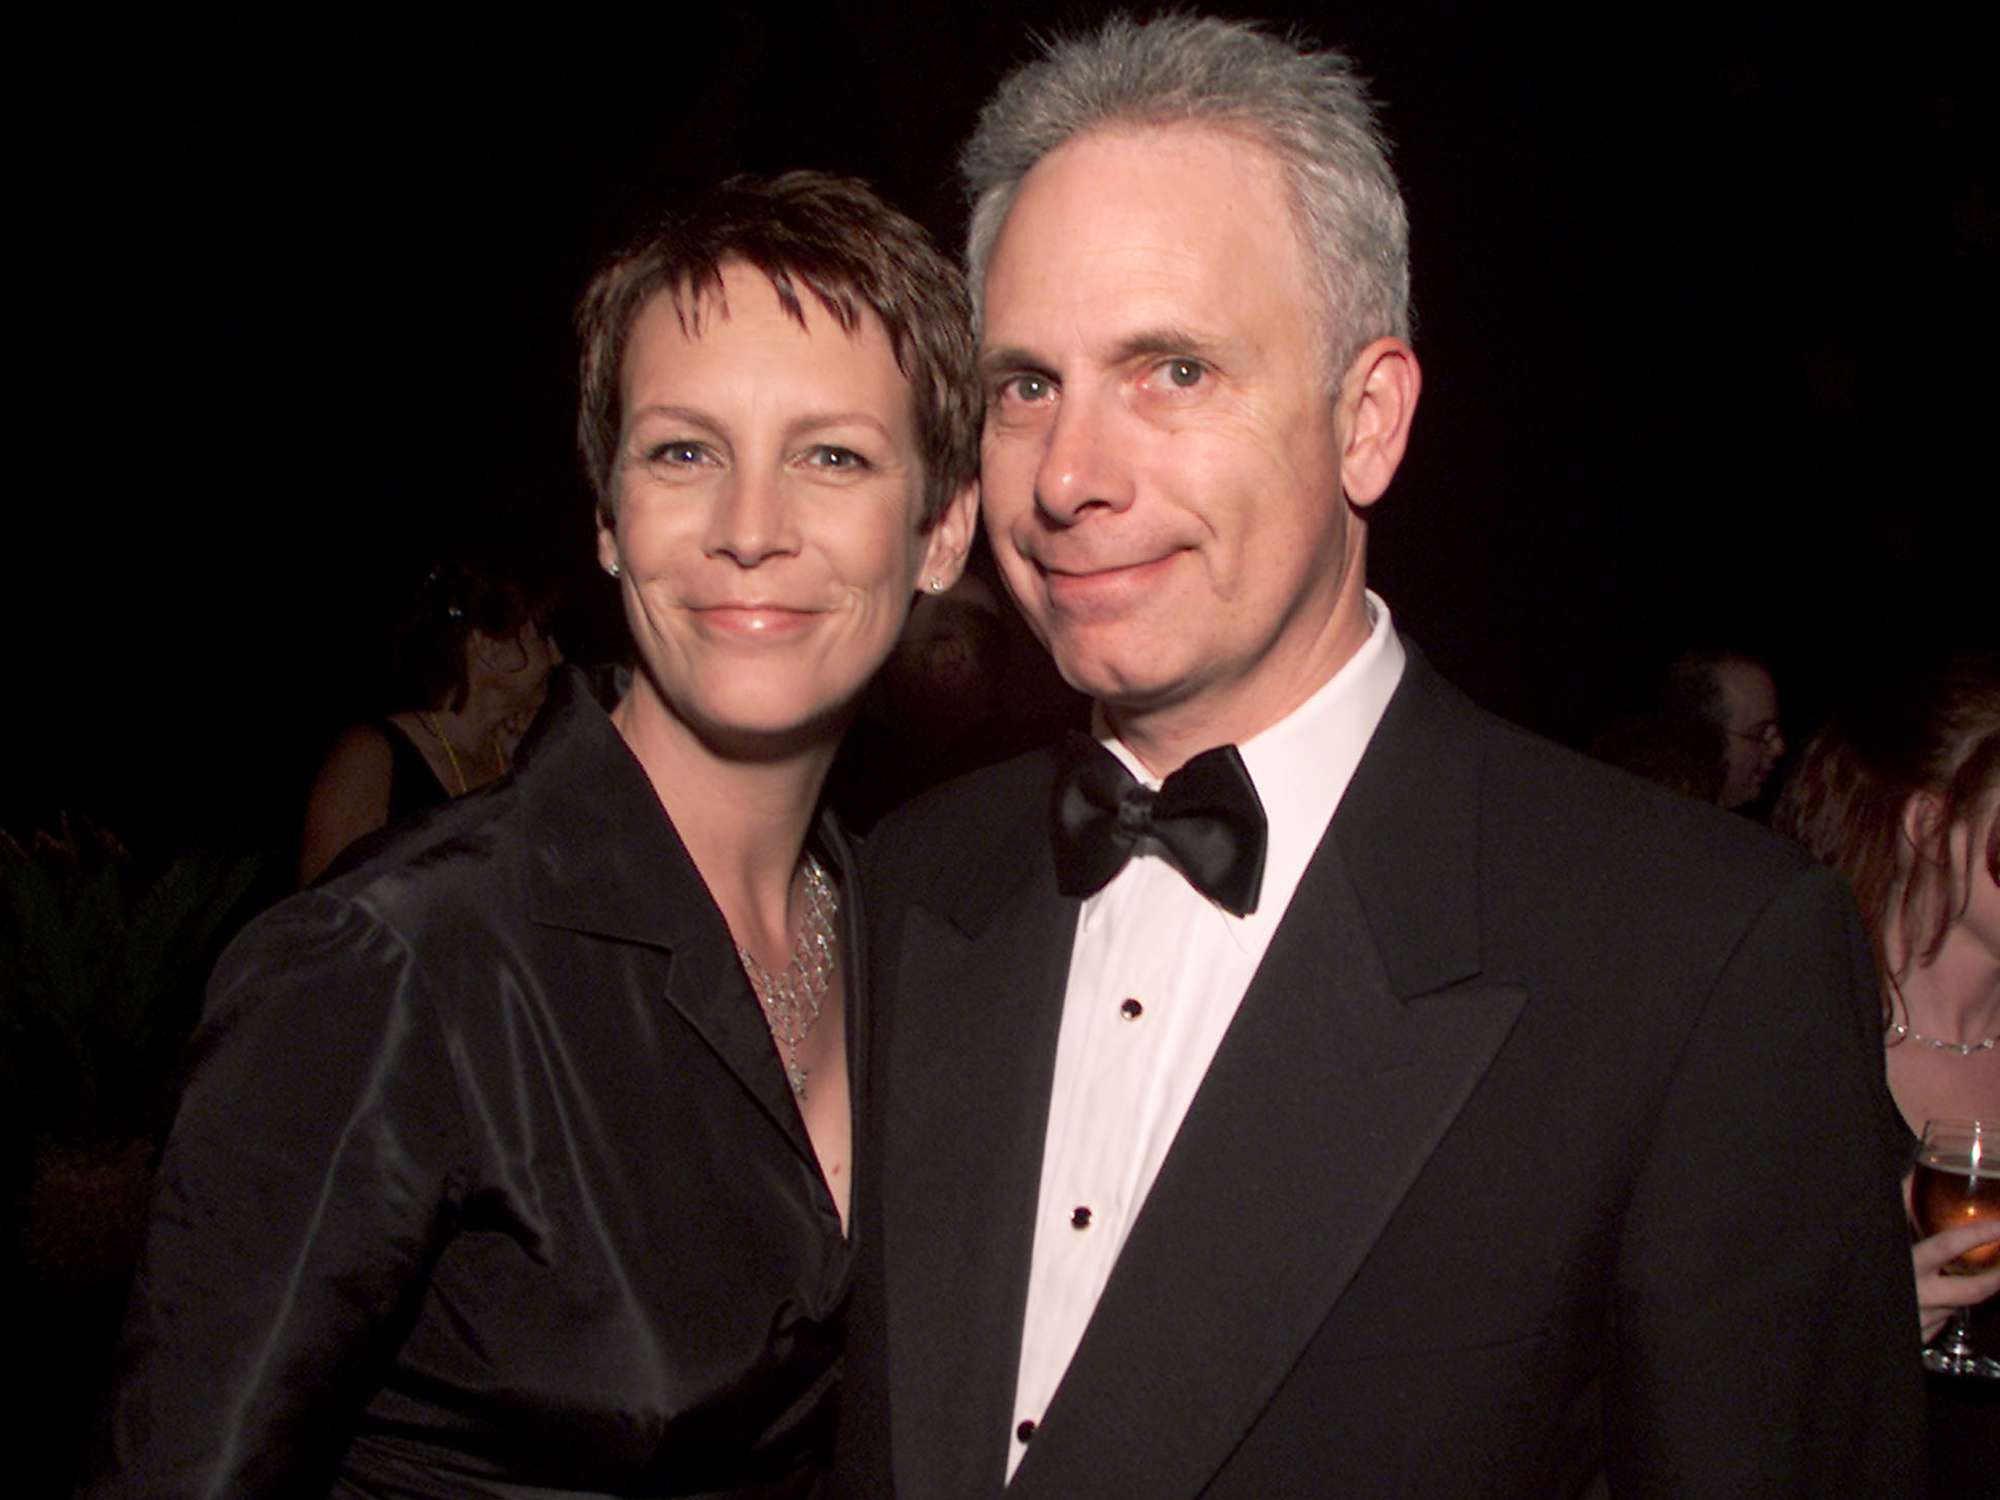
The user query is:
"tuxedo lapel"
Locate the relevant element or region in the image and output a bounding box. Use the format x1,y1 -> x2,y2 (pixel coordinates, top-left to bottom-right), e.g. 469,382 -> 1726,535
1009,653 -> 1527,1500
880,806 -> 1079,1499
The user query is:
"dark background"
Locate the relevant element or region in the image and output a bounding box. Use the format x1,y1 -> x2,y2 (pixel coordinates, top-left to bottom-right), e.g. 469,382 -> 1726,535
10,2 -> 1995,862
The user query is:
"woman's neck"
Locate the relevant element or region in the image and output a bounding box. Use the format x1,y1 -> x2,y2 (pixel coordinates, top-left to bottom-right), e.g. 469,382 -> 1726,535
1892,917 -> 2000,1046
444,676 -> 524,749
610,685 -> 836,963
406,697 -> 509,794
1884,918 -> 2000,1137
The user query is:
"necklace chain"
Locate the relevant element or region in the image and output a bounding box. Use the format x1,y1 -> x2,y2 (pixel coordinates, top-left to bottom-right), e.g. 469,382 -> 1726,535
738,854 -> 838,1098
419,711 -> 505,796
420,712 -> 470,794
1885,972 -> 1999,1057
1888,1021 -> 2000,1057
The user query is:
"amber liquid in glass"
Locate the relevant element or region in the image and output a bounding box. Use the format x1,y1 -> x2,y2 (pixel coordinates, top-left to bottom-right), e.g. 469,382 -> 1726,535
1913,1154 -> 2000,1274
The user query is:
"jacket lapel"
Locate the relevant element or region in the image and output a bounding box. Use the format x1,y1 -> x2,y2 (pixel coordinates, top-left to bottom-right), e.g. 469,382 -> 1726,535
880,771 -> 1079,1499
1010,652 -> 1528,1500
517,667 -> 817,1170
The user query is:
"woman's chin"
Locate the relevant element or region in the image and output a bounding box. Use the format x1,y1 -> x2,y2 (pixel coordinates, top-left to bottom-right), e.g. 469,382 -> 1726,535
687,700 -> 862,765
623,671 -> 866,767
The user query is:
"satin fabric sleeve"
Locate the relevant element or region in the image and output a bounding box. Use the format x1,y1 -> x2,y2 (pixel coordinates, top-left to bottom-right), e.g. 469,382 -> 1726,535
80,889 -> 464,1499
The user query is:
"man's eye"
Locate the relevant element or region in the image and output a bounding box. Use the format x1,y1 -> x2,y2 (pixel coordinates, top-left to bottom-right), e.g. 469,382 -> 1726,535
1161,358 -> 1205,389
1001,373 -> 1054,403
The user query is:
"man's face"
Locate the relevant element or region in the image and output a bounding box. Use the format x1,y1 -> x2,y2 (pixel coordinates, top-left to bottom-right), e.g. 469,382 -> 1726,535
977,125 -> 1379,761
1716,659 -> 1784,808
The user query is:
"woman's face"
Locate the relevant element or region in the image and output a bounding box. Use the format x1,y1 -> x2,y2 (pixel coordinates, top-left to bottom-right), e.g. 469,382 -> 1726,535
1949,788 -> 2000,960
464,618 -> 560,722
599,263 -> 971,753
487,619 -> 561,717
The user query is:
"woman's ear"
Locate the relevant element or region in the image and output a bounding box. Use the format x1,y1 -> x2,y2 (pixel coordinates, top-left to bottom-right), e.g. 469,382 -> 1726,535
917,481 -> 979,594
596,513 -> 621,577
1902,791 -> 1947,863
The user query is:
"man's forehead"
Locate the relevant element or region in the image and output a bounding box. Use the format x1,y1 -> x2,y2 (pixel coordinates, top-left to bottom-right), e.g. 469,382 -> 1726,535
990,122 -> 1287,247
977,124 -> 1301,349
1717,661 -> 1778,716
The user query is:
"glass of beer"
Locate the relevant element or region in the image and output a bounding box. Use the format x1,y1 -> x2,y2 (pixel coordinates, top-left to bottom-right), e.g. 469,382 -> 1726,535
1912,1118 -> 2000,1378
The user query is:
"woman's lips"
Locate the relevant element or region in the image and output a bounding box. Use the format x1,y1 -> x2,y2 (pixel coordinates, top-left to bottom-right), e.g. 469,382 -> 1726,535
691,604 -> 820,637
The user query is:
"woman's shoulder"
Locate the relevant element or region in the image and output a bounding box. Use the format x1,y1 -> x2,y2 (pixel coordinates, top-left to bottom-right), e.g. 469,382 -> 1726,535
190,887 -> 460,1118
317,787 -> 533,943
200,845 -> 534,1110
323,719 -> 398,767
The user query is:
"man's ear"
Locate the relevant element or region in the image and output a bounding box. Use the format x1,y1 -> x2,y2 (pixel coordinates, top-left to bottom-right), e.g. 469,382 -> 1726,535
917,480 -> 979,593
1338,336 -> 1421,510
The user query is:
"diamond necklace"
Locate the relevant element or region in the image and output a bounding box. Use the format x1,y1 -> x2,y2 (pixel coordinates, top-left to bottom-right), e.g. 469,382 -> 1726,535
1886,973 -> 2000,1057
737,853 -> 838,1097
1888,1021 -> 1999,1057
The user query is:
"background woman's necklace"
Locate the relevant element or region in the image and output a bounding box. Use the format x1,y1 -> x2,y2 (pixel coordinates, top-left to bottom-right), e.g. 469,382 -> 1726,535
1886,972 -> 2000,1056
1889,1020 -> 1999,1056
420,711 -> 504,795
739,853 -> 838,1097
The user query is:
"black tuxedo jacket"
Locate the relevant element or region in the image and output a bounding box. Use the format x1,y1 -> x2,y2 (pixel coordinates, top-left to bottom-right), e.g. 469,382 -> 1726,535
838,651 -> 1925,1499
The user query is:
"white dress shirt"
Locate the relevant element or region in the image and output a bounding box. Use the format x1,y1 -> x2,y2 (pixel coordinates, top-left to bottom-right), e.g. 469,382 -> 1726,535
1006,595 -> 1406,1476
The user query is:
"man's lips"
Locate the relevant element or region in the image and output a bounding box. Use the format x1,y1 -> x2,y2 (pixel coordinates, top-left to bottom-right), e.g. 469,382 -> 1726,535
1034,552 -> 1179,616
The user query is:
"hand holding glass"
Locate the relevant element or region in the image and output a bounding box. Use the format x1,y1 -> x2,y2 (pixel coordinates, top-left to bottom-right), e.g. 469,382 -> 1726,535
1912,1118 -> 2000,1378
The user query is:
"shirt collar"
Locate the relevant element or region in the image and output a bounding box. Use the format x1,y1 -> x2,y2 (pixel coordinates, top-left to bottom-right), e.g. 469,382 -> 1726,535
1094,591 -> 1406,933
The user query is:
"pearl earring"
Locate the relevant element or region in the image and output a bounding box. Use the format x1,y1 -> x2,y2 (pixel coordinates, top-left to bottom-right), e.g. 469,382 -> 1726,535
606,560 -> 621,580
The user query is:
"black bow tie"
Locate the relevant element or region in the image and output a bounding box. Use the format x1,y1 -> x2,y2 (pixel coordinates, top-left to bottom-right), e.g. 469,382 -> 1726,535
1051,732 -> 1268,916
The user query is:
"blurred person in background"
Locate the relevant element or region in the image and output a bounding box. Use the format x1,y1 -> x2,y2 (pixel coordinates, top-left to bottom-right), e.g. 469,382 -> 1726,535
296,555 -> 561,883
1588,708 -> 1728,803
1664,649 -> 1786,811
1775,651 -> 2000,1489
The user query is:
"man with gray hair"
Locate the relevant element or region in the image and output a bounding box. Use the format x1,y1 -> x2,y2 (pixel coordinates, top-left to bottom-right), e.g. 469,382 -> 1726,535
840,16 -> 1923,1497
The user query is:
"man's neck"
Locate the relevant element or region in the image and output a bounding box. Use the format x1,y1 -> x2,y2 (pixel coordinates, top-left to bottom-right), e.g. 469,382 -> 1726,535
1104,591 -> 1377,777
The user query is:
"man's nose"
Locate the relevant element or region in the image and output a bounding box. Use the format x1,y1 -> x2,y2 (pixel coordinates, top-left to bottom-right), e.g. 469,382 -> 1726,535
1034,389 -> 1135,522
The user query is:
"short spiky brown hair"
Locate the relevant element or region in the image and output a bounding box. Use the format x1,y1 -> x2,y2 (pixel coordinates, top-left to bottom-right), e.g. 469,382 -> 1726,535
576,171 -> 978,528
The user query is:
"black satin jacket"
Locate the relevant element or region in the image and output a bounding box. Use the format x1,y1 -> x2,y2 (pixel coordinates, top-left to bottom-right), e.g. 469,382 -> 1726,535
81,669 -> 856,1498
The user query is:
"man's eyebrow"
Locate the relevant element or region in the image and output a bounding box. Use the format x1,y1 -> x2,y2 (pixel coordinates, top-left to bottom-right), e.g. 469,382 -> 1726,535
978,327 -> 1228,380
1107,326 -> 1225,365
978,345 -> 1051,381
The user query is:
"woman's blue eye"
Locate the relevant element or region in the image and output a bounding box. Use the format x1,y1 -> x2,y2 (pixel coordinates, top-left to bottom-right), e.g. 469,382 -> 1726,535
649,441 -> 704,466
812,446 -> 867,470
